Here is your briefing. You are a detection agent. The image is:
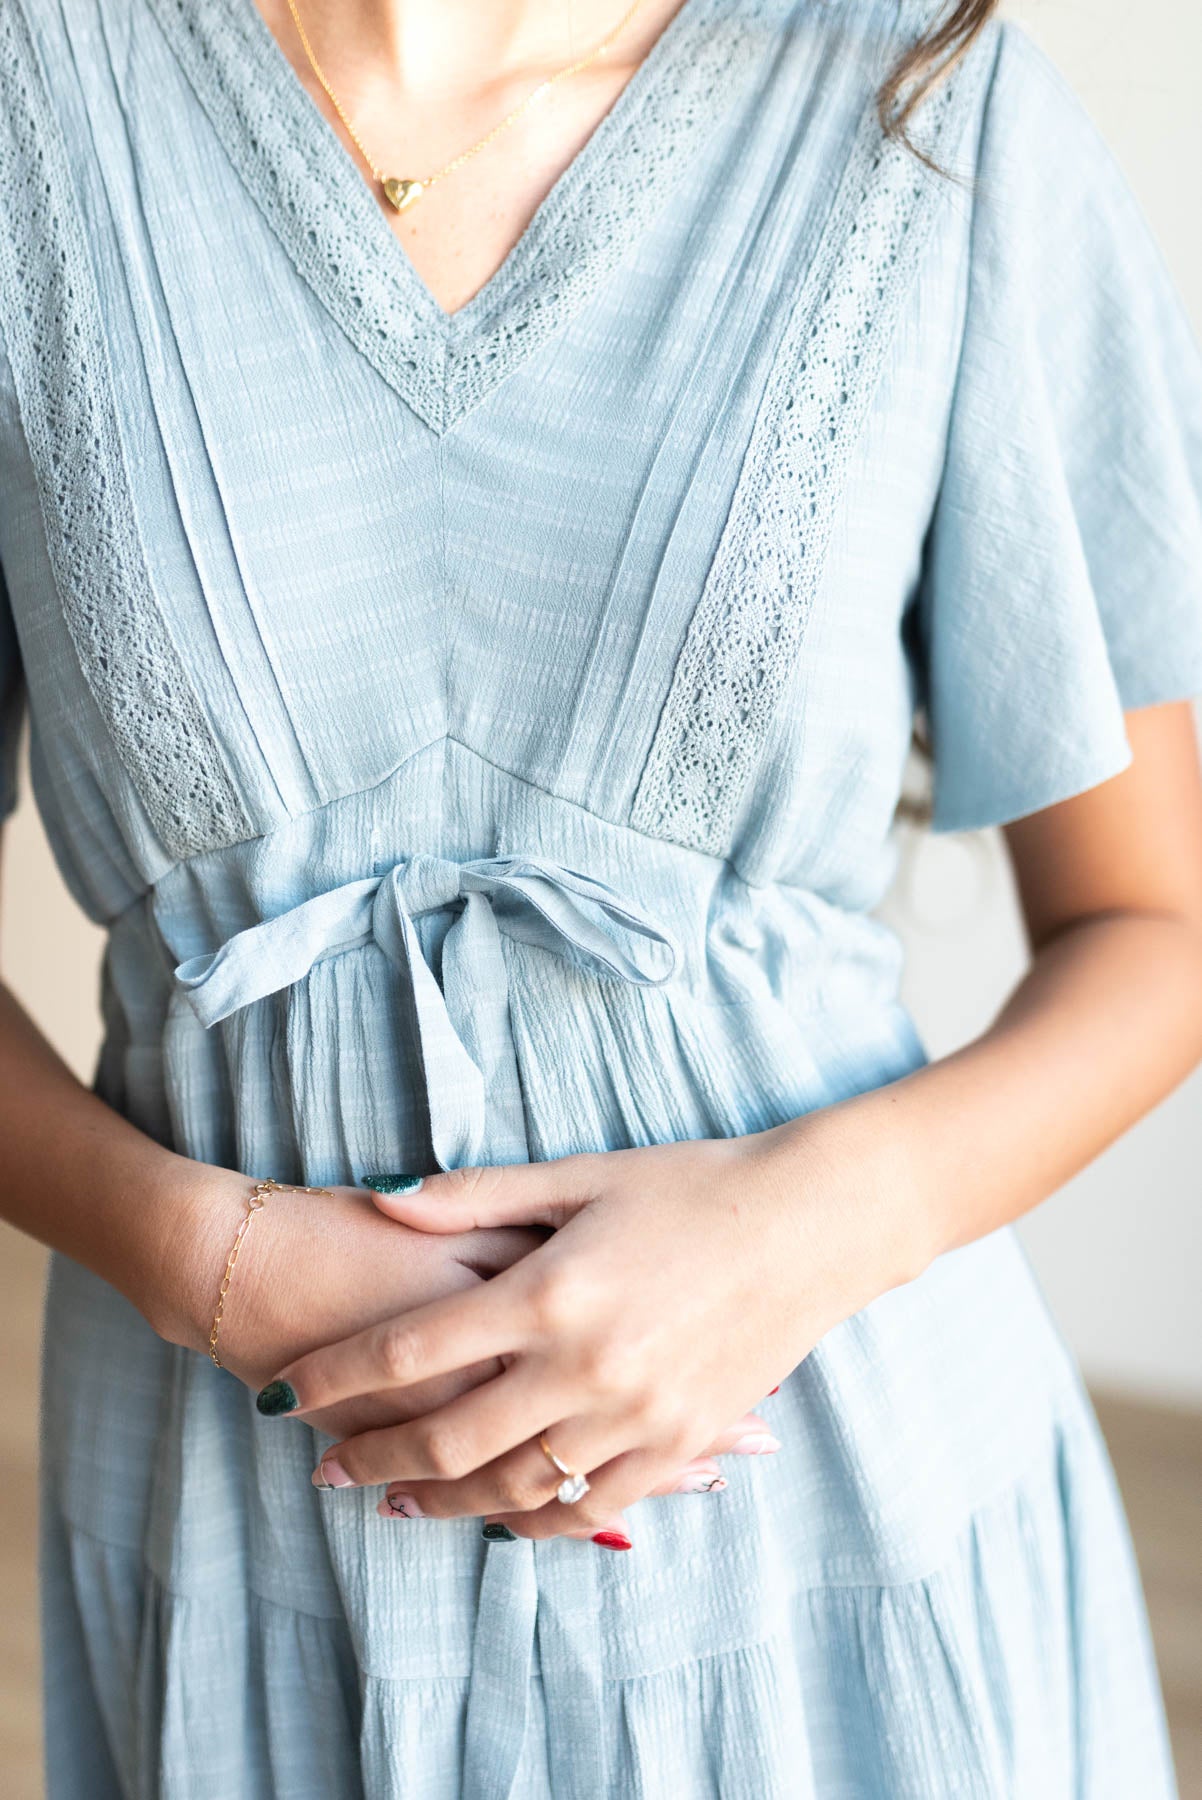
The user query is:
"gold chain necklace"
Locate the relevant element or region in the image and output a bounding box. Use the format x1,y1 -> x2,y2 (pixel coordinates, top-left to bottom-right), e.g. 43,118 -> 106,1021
282,0 -> 651,214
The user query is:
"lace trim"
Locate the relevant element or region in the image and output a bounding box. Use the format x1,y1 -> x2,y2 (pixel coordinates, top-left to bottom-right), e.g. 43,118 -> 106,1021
0,3 -> 254,861
629,46 -> 988,856
148,0 -> 774,436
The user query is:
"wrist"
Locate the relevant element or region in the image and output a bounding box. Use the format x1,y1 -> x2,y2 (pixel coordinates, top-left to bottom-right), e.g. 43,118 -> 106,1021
763,1090 -> 939,1316
137,1157 -> 253,1355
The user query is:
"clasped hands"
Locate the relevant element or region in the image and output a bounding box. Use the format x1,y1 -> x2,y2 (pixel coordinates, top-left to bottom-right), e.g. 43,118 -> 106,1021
234,1116 -> 910,1546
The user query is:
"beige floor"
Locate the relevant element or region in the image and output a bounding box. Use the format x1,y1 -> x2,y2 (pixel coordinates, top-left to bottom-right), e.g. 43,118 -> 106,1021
2,1223 -> 1199,1799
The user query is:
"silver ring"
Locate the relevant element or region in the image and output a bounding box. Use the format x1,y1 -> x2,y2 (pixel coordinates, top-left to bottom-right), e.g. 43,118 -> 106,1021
538,1432 -> 590,1505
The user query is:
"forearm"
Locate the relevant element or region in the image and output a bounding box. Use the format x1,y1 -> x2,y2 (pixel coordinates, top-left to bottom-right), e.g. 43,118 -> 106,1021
780,907 -> 1202,1286
0,979 -> 242,1345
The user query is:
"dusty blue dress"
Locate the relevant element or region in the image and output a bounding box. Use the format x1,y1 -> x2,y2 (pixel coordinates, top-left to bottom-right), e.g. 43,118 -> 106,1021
2,0 -> 1201,1794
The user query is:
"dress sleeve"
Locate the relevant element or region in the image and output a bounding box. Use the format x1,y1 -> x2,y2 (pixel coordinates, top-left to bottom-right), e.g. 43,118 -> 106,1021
913,23 -> 1202,834
0,563 -> 24,822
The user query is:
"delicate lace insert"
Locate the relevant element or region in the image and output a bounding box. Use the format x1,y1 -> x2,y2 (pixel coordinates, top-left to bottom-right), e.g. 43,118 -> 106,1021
630,46 -> 988,857
0,3 -> 254,861
148,0 -> 774,436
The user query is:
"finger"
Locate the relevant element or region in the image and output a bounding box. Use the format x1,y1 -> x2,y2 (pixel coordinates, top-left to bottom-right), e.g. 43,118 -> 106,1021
258,1271 -> 524,1416
367,1425 -> 576,1519
645,1458 -> 727,1496
477,1410 -> 692,1536
701,1413 -> 782,1457
366,1401 -> 642,1521
313,1364 -> 573,1491
374,1496 -> 637,1552
564,1515 -> 633,1551
497,1444 -> 689,1542
362,1153 -> 602,1234
515,1507 -> 633,1547
380,1455 -> 728,1532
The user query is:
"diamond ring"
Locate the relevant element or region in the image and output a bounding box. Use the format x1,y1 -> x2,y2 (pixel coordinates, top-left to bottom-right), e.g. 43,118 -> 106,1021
538,1432 -> 590,1505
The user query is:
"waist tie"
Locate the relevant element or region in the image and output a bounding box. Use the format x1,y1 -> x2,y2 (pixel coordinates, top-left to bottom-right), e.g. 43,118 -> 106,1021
174,851 -> 678,1171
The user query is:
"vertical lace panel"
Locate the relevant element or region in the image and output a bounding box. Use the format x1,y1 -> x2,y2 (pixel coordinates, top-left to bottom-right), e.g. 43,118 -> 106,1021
629,49 -> 988,858
0,3 -> 253,861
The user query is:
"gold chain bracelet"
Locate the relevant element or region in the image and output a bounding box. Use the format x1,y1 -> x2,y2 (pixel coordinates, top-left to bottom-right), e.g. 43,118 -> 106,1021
208,1178 -> 332,1368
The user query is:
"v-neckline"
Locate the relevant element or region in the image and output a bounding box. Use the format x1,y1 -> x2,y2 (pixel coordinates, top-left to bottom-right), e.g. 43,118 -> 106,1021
245,0 -> 706,331
148,0 -> 775,433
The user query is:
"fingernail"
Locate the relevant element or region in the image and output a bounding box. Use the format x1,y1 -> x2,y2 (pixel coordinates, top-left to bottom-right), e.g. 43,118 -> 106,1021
592,1530 -> 633,1551
256,1379 -> 299,1416
767,1385 -> 781,1396
672,1473 -> 728,1494
730,1432 -> 781,1456
377,1493 -> 427,1519
312,1457 -> 356,1489
360,1172 -> 424,1195
482,1521 -> 517,1541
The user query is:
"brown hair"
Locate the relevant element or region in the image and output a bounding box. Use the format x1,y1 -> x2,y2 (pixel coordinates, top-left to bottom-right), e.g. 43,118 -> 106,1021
878,1 -> 1000,158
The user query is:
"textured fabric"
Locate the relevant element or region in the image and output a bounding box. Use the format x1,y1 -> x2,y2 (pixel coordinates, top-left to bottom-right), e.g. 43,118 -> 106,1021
0,0 -> 1199,1794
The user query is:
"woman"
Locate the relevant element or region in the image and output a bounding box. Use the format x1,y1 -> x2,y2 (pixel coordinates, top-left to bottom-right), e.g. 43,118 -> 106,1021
1,0 -> 1201,1792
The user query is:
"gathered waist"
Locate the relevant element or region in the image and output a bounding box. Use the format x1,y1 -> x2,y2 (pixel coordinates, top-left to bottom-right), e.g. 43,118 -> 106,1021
93,754 -> 916,1171
171,851 -> 678,1171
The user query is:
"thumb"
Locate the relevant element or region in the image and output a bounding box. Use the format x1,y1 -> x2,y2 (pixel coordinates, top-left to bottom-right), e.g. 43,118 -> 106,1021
359,1155 -> 598,1233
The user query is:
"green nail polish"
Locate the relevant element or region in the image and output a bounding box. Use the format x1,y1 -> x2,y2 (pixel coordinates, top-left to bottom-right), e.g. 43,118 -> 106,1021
360,1173 -> 425,1195
481,1522 -> 517,1542
256,1379 -> 299,1417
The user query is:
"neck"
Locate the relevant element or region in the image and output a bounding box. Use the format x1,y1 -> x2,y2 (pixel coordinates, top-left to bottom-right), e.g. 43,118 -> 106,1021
286,1 -> 641,98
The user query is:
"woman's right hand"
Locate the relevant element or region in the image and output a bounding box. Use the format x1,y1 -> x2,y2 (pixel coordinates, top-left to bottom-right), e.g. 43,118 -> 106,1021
171,1167 -> 542,1441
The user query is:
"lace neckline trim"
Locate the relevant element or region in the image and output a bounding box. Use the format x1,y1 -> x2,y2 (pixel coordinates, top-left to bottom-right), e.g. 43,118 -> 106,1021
148,0 -> 776,434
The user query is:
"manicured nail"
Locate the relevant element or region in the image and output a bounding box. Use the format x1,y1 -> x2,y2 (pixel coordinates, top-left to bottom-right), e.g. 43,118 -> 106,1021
312,1457 -> 355,1489
767,1385 -> 781,1396
360,1172 -> 424,1195
593,1530 -> 633,1551
672,1473 -> 727,1494
730,1432 -> 781,1456
482,1521 -> 517,1541
256,1379 -> 300,1416
377,1493 -> 427,1519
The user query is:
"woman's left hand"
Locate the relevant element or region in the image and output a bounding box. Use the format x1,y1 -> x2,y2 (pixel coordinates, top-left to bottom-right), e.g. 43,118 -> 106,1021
260,1118 -> 926,1537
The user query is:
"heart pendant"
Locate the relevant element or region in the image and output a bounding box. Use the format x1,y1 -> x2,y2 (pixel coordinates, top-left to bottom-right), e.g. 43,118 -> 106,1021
383,176 -> 425,213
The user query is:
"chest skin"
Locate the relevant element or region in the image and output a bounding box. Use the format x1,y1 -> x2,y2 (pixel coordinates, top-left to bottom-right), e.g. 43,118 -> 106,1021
252,0 -> 696,319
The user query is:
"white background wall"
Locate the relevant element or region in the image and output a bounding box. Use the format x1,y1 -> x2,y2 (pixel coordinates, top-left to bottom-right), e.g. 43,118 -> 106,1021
2,0 -> 1200,1406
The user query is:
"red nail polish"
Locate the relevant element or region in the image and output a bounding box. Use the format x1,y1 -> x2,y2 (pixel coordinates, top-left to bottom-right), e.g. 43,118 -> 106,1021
592,1530 -> 633,1551
768,1385 -> 780,1396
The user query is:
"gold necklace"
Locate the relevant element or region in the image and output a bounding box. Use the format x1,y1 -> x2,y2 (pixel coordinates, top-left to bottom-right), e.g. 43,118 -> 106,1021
282,0 -> 651,214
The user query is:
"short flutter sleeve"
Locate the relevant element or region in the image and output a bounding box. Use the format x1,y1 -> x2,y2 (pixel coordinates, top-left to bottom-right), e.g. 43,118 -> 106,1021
913,24 -> 1202,834
0,565 -> 22,822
